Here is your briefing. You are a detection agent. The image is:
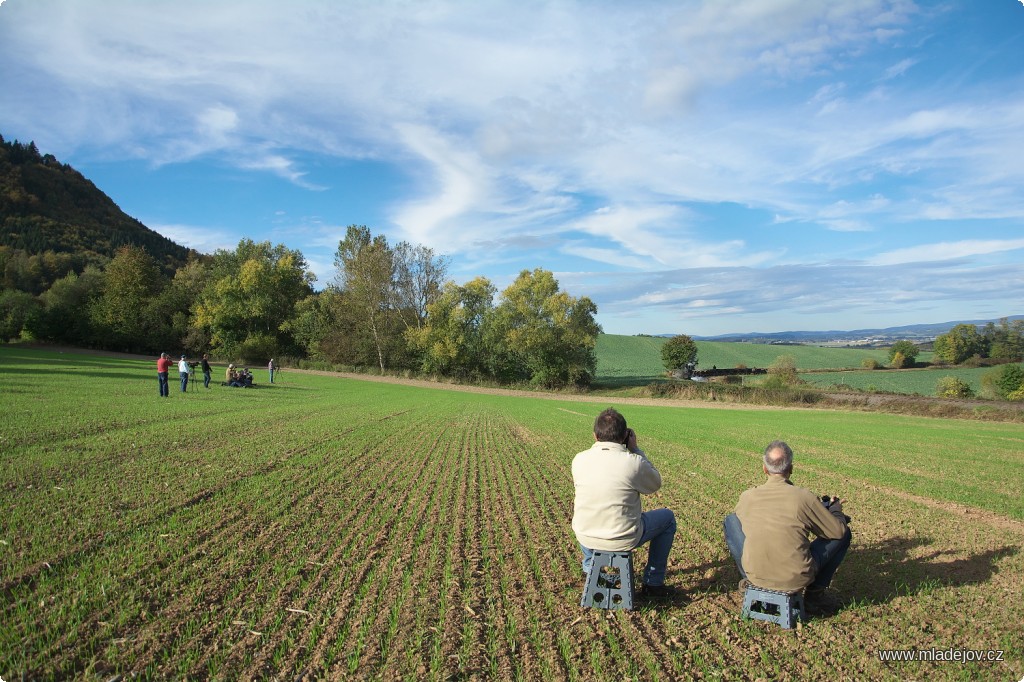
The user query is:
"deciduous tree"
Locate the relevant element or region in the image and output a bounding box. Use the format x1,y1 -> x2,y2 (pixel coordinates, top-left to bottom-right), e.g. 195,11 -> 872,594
392,241 -> 448,331
27,267 -> 104,345
485,268 -> 600,387
407,277 -> 495,377
334,226 -> 398,371
0,289 -> 38,341
194,239 -> 314,359
984,318 -> 1024,362
90,245 -> 166,352
933,324 -> 986,364
887,340 -> 919,368
661,334 -> 698,377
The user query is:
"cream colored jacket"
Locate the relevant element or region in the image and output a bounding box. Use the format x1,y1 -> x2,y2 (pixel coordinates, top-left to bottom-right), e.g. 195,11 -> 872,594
571,441 -> 662,551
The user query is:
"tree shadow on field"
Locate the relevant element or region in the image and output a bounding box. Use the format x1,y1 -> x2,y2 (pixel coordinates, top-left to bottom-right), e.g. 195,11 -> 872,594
839,535 -> 1019,606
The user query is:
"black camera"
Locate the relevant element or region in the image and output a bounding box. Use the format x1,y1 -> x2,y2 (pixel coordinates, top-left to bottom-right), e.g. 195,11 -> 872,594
820,495 -> 851,523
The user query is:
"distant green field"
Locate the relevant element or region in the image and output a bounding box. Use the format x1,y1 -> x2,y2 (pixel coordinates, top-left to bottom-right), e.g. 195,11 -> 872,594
595,334 -> 904,380
799,365 -> 1021,396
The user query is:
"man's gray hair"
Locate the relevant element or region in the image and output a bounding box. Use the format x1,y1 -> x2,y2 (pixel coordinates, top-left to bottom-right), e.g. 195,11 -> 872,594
763,440 -> 793,474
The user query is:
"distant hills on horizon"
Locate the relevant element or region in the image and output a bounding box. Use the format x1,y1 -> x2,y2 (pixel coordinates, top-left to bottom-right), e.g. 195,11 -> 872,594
673,316 -> 1024,344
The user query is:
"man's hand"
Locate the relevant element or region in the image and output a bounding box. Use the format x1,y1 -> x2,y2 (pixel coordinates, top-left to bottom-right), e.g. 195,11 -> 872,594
624,428 -> 638,453
828,497 -> 844,515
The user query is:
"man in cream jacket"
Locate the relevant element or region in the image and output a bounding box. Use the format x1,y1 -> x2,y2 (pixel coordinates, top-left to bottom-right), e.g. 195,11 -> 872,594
572,408 -> 677,597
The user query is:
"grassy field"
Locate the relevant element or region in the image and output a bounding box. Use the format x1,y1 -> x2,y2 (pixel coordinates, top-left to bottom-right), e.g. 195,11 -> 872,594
594,334 -> 1006,400
595,334 -> 906,379
798,366 -> 1013,396
3,347 -> 1023,680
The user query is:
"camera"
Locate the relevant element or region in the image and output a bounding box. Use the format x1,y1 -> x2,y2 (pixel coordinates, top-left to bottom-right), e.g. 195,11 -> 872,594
820,495 -> 851,523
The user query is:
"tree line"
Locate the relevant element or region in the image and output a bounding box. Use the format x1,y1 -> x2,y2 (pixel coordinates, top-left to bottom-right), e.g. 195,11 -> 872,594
931,321 -> 1024,366
0,225 -> 601,388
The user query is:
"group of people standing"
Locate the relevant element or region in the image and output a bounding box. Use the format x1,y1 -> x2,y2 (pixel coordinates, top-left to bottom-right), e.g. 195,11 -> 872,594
571,408 -> 851,613
156,354 -> 276,395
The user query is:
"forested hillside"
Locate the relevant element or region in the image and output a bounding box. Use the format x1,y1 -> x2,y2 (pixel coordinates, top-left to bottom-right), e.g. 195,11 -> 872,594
0,135 -> 195,285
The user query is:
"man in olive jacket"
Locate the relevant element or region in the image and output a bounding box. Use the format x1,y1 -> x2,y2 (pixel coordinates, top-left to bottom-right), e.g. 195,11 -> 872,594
572,408 -> 677,596
723,440 -> 851,609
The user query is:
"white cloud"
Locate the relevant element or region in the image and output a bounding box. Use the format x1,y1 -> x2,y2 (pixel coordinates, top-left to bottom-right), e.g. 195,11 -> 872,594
149,223 -> 236,254
390,124 -> 484,248
882,58 -> 917,80
238,154 -> 324,190
871,239 -> 1024,266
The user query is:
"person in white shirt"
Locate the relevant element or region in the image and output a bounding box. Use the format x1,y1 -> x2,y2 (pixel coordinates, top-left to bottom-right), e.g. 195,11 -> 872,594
571,408 -> 677,598
178,355 -> 191,393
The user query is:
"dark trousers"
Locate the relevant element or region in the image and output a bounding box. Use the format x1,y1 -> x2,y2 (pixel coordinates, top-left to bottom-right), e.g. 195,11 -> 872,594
723,513 -> 851,590
158,372 -> 169,397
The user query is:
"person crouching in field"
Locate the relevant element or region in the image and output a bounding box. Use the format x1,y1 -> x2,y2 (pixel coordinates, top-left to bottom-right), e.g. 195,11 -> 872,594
572,408 -> 677,599
723,440 -> 852,614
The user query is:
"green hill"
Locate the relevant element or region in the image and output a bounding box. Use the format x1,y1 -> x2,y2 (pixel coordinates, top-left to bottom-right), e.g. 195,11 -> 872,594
595,333 -> 899,381
0,135 -> 195,282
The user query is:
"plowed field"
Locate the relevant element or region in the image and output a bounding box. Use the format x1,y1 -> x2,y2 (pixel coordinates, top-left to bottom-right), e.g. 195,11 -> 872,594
2,348 -> 1023,680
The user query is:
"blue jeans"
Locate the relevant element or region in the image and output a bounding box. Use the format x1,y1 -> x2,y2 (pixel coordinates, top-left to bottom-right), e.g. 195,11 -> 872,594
269,368 -> 274,383
180,374 -> 189,392
580,508 -> 676,587
203,371 -> 211,388
158,372 -> 169,397
723,513 -> 851,590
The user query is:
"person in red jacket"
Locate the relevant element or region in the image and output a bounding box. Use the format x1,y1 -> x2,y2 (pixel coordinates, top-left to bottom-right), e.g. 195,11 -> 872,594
156,352 -> 171,397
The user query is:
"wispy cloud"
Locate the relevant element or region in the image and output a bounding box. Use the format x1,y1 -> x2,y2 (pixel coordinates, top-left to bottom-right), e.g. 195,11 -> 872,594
871,239 -> 1024,266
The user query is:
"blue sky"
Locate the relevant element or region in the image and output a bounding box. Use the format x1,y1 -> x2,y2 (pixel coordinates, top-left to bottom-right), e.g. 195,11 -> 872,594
2,0 -> 1023,336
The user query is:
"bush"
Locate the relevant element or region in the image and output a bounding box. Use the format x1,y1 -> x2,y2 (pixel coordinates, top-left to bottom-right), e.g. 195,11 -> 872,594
936,376 -> 974,399
862,358 -> 880,370
889,352 -> 908,369
982,363 -> 1024,400
767,355 -> 800,385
